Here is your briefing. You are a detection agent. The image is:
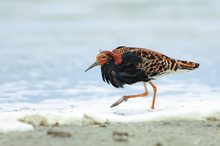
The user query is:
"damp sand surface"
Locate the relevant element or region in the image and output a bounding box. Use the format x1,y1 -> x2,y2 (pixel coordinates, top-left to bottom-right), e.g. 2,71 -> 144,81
1,120 -> 220,146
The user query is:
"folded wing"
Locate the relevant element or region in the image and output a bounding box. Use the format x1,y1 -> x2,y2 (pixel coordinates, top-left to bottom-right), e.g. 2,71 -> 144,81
101,52 -> 150,88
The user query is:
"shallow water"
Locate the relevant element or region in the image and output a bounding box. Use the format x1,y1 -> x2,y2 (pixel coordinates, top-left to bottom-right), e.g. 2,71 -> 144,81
0,0 -> 220,109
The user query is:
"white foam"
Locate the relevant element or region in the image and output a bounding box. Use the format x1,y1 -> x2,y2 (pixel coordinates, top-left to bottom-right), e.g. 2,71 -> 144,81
0,113 -> 33,133
0,83 -> 220,133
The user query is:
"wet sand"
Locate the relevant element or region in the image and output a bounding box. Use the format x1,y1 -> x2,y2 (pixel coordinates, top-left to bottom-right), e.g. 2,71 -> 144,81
1,120 -> 220,146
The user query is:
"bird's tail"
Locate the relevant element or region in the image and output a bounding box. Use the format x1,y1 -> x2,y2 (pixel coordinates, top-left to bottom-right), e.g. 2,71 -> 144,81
175,59 -> 200,71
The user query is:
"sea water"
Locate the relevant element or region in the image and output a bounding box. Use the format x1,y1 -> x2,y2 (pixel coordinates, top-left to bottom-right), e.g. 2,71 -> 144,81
0,0 -> 220,132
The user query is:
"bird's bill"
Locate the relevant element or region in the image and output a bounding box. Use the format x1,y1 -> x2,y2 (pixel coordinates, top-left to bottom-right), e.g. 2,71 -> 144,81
85,61 -> 99,72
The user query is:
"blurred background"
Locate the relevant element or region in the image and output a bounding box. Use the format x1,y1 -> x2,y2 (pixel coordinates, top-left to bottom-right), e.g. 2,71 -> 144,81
0,0 -> 219,105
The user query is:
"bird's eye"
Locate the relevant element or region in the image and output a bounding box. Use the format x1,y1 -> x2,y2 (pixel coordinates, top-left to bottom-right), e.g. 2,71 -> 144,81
102,56 -> 106,59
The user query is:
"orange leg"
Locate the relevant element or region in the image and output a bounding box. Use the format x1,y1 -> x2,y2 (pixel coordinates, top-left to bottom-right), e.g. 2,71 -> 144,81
110,82 -> 148,108
149,81 -> 157,109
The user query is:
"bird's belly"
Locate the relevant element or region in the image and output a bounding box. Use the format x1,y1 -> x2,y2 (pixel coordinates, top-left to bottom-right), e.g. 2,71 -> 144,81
148,69 -> 190,80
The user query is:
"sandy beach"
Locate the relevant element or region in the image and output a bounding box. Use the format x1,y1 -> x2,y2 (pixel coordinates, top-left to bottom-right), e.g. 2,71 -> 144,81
0,0 -> 220,146
1,119 -> 220,146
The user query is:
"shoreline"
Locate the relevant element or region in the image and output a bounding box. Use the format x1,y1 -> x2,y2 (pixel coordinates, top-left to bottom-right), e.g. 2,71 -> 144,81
1,108 -> 220,133
1,120 -> 220,146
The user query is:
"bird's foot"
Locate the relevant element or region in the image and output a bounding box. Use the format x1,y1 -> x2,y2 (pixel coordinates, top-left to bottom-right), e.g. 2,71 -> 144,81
148,108 -> 154,112
110,96 -> 127,108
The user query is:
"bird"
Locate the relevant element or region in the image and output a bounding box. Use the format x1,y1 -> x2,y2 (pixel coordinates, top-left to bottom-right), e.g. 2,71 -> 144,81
85,46 -> 199,109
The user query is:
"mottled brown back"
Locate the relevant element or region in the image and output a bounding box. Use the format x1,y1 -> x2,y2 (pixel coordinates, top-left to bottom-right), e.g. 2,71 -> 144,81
113,46 -> 199,79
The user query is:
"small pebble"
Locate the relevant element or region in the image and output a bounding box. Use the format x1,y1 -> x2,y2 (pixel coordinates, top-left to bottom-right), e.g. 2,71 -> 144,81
205,117 -> 219,122
99,124 -> 107,127
47,130 -> 72,138
155,142 -> 163,146
112,131 -> 130,142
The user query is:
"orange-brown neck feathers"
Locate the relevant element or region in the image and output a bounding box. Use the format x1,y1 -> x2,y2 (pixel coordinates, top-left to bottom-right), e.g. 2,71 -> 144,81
97,51 -> 122,65
104,51 -> 122,65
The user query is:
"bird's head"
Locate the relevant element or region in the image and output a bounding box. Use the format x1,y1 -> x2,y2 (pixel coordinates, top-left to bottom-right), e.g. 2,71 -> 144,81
85,50 -> 122,72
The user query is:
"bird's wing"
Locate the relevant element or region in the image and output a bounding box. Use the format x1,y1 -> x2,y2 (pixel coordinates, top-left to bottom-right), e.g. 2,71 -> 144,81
116,52 -> 150,83
113,46 -> 199,79
113,46 -> 177,77
119,52 -> 143,67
